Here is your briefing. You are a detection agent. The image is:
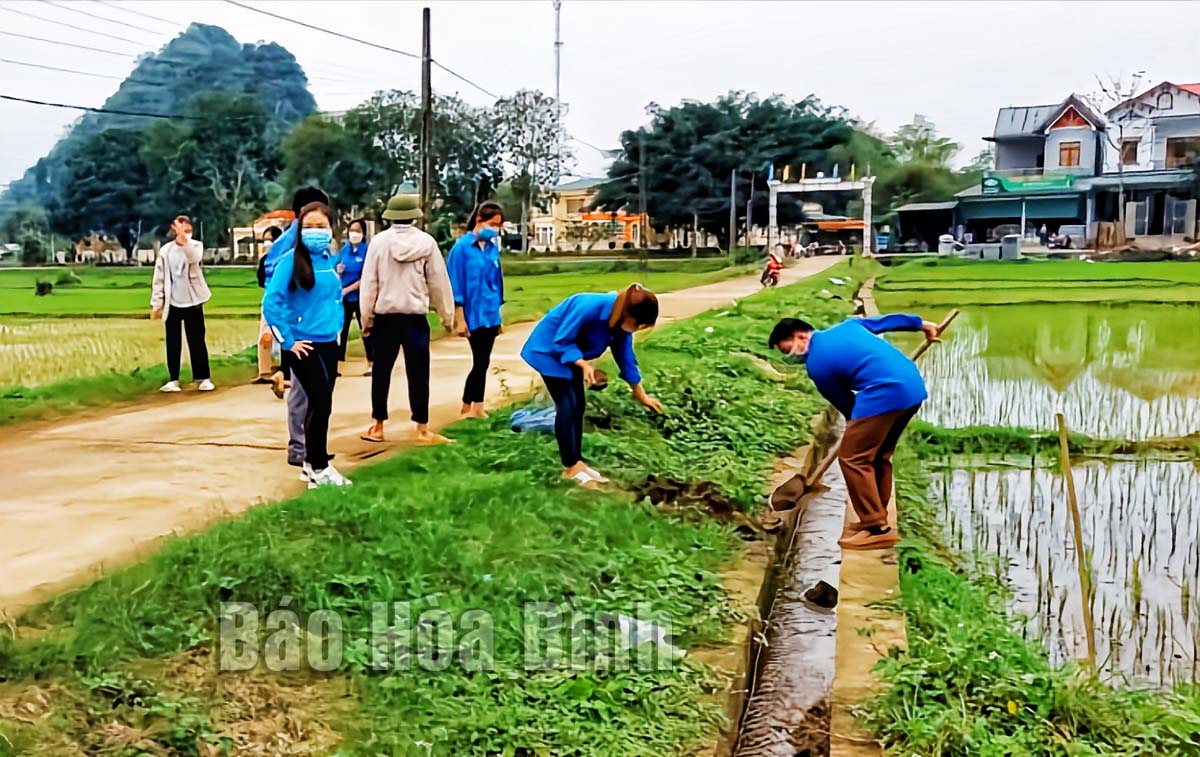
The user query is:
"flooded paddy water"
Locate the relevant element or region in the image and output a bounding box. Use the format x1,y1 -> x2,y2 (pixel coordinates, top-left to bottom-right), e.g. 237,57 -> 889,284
900,300 -> 1200,688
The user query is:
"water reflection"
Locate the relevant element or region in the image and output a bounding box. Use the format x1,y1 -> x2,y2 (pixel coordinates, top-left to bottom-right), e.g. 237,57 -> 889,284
932,460 -> 1200,688
912,304 -> 1200,440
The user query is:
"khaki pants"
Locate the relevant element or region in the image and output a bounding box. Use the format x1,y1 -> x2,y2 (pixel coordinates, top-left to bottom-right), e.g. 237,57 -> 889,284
838,404 -> 921,528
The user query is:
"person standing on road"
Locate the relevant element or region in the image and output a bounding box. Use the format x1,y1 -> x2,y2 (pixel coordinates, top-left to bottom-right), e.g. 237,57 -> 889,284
335,218 -> 373,376
768,314 -> 942,550
255,225 -> 285,384
520,284 -> 663,486
447,201 -> 504,419
359,193 -> 456,445
263,201 -> 350,489
151,214 -> 214,393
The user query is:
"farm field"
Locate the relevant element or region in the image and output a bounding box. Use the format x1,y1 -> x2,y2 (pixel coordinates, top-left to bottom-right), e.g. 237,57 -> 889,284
864,259 -> 1200,753
0,259 -> 750,425
0,262 -> 855,755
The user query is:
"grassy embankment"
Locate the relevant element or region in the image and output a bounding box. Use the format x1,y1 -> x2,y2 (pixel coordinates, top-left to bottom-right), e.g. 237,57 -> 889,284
0,261 -> 864,755
0,259 -> 750,426
861,258 -> 1200,754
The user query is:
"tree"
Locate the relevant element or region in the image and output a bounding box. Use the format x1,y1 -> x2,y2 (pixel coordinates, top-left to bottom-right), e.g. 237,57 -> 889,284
493,89 -> 572,253
280,115 -> 378,222
593,92 -> 852,247
890,115 -> 960,167
55,128 -> 154,252
0,204 -> 50,263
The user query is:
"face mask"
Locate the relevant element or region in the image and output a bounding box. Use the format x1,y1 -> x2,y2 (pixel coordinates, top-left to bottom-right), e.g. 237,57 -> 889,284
301,228 -> 332,253
348,231 -> 363,245
785,342 -> 808,364
477,226 -> 500,241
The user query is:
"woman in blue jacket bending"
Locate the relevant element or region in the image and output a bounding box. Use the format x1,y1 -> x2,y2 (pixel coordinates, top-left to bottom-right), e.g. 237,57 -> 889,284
447,201 -> 504,419
263,201 -> 350,489
520,283 -> 663,485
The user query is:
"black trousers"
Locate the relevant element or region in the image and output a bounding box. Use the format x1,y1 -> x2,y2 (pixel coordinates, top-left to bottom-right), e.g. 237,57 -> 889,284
463,325 -> 499,404
370,313 -> 431,424
542,367 -> 585,468
339,299 -> 373,363
164,304 -> 210,382
289,340 -> 340,469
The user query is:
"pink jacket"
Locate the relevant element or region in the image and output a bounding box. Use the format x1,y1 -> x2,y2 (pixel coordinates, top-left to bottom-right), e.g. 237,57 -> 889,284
151,240 -> 212,318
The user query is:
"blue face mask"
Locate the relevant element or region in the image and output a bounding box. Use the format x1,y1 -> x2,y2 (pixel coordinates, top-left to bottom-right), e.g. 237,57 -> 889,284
301,228 -> 332,253
477,226 -> 500,241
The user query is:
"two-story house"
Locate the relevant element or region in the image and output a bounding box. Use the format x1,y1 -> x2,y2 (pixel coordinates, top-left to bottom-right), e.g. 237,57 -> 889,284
941,84 -> 1199,246
530,177 -> 651,253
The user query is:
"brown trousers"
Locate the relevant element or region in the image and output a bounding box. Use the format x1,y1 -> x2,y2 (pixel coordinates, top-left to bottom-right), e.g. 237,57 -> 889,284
838,404 -> 922,528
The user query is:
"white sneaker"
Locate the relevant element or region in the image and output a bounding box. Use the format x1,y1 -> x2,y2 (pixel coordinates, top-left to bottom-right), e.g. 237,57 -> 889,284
300,463 -> 315,483
197,379 -> 215,392
583,464 -> 610,483
307,464 -> 352,489
159,380 -> 182,393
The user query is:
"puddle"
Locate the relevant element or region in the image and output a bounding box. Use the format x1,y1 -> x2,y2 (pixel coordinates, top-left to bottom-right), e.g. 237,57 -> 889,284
932,459 -> 1200,687
899,303 -> 1200,440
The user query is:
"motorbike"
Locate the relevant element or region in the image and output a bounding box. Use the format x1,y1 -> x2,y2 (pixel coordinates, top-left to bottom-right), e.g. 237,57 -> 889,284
760,259 -> 781,288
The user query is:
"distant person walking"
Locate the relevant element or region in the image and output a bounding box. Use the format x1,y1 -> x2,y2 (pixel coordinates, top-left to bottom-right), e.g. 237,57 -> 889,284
335,218 -> 373,375
768,314 -> 942,550
263,201 -> 350,489
447,201 -> 505,419
360,193 -> 456,445
520,284 -> 663,486
150,214 -> 214,393
255,225 -> 285,385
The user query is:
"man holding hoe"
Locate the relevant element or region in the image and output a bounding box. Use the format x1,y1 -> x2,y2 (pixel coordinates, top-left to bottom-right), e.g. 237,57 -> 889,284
769,313 -> 942,550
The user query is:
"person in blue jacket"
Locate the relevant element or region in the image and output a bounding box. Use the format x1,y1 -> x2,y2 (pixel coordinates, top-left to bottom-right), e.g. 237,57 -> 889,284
263,201 -> 351,489
335,217 -> 372,374
447,201 -> 504,419
521,283 -> 663,486
769,313 -> 942,550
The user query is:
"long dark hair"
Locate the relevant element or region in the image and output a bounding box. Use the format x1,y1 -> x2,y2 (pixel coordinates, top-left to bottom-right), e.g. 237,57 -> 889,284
465,201 -> 504,233
291,202 -> 331,291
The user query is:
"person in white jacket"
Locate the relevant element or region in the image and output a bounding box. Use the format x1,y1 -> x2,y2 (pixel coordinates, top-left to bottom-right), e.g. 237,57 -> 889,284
150,215 -> 214,393
359,194 -> 455,445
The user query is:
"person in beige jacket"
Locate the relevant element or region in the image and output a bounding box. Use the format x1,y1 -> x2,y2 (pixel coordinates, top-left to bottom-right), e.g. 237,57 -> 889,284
150,214 -> 214,393
359,194 -> 455,444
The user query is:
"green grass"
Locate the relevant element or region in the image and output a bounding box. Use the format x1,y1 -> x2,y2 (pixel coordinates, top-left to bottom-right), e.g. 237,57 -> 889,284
874,258 -> 1200,307
0,263 -> 862,755
0,261 -> 750,427
861,447 -> 1200,755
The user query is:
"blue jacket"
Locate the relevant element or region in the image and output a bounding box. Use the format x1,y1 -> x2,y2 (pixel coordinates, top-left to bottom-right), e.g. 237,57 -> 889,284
335,240 -> 368,303
805,314 -> 928,420
262,220 -> 298,284
446,231 -> 503,330
521,292 -> 641,384
263,248 -> 343,351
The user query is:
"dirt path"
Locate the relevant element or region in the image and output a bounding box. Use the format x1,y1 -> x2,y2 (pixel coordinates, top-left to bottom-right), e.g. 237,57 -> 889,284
0,257 -> 842,617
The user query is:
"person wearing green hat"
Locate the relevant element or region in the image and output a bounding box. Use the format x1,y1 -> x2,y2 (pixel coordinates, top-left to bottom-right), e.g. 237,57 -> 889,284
359,194 -> 455,445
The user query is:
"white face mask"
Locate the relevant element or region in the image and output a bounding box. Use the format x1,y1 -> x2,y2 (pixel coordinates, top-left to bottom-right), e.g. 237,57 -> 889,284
349,231 -> 363,244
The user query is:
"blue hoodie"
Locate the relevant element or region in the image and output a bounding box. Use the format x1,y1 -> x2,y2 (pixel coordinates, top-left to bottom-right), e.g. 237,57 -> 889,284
521,292 -> 641,384
804,314 -> 928,420
446,231 -> 503,330
263,220 -> 298,284
335,240 -> 368,303
263,246 -> 343,351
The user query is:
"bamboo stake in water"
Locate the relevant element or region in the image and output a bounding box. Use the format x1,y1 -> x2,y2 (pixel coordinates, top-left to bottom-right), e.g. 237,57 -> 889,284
808,308 -> 960,486
1057,412 -> 1097,672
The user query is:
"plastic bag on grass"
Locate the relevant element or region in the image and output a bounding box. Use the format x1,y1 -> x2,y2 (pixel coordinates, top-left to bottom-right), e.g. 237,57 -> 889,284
511,405 -> 557,434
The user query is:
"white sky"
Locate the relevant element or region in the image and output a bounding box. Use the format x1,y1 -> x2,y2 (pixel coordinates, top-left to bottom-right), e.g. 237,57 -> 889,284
1,0 -> 1198,187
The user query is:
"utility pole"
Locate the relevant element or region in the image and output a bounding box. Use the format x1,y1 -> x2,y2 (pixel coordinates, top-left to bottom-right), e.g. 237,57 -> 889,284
728,168 -> 736,255
745,171 -> 754,248
419,7 -> 433,227
553,0 -> 563,180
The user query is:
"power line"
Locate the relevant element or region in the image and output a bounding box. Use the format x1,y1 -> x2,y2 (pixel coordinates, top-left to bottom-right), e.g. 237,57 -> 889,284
431,60 -> 499,99
1,93 -> 198,120
0,30 -> 137,57
223,0 -> 419,59
1,5 -> 144,46
41,0 -> 163,35
0,57 -> 125,80
92,0 -> 179,29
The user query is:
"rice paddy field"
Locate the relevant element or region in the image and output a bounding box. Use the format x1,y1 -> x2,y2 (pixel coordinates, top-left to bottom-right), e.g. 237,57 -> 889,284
0,259 -> 748,425
865,258 -> 1200,754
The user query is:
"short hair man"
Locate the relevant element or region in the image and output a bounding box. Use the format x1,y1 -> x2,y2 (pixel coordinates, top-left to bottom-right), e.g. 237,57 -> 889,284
769,313 -> 941,550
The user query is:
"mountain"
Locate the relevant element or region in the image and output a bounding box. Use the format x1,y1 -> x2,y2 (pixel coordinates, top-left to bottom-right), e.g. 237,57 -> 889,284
2,23 -> 316,212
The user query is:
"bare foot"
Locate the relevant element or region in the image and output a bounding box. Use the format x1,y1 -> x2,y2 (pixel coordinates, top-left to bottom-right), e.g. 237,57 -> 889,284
361,421 -> 385,443
270,371 -> 286,400
464,403 -> 489,419
415,425 -> 454,445
460,403 -> 472,416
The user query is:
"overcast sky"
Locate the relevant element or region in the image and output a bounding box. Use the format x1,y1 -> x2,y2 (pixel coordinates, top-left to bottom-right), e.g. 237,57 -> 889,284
2,0 -> 1198,187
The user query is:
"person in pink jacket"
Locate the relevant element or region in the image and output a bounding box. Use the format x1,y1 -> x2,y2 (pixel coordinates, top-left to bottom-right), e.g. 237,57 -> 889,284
150,215 -> 214,393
